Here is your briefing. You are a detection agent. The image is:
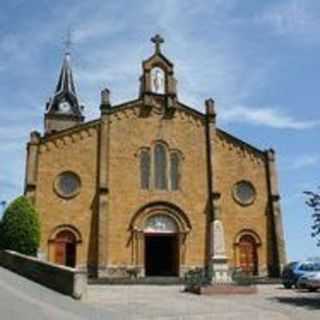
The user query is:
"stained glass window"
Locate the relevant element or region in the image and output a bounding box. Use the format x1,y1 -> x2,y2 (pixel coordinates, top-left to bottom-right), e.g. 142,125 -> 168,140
140,149 -> 150,189
233,181 -> 256,205
55,172 -> 81,198
170,152 -> 180,190
154,143 -> 167,190
144,215 -> 177,233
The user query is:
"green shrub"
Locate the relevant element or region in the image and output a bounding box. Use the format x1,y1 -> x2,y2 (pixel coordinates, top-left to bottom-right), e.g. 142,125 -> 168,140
0,196 -> 40,256
184,267 -> 212,291
231,268 -> 255,286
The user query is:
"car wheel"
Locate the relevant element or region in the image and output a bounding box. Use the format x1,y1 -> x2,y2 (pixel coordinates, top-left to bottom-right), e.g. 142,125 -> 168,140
283,283 -> 292,289
309,288 -> 317,292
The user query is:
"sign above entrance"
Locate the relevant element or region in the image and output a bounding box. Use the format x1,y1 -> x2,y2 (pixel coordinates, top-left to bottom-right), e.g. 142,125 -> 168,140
144,214 -> 177,233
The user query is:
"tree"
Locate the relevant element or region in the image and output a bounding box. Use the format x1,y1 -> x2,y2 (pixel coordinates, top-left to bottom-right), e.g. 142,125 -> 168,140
304,187 -> 320,246
0,196 -> 40,256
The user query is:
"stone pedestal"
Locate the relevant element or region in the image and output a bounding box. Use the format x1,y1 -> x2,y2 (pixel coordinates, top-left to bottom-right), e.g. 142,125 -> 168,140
211,220 -> 231,283
212,256 -> 231,283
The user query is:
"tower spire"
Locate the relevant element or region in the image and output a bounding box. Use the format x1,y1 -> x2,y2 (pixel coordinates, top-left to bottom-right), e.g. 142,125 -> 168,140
54,51 -> 77,97
45,41 -> 84,134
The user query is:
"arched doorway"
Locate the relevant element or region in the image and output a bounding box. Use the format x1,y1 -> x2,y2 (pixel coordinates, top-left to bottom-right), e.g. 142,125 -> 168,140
238,234 -> 258,275
54,230 -> 76,267
144,215 -> 179,276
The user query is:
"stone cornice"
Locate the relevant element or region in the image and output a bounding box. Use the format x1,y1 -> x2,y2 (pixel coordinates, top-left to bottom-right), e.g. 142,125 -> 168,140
40,119 -> 100,144
216,128 -> 265,158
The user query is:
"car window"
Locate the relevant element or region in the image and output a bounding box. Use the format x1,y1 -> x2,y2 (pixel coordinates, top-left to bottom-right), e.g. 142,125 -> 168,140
284,262 -> 298,271
313,263 -> 320,271
299,263 -> 314,271
289,262 -> 298,268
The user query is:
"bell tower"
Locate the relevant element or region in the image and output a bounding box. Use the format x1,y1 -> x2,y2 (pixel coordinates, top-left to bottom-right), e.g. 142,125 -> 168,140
139,34 -> 177,117
44,51 -> 84,134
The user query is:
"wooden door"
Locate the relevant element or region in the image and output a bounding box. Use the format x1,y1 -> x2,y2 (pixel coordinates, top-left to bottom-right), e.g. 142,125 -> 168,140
239,235 -> 258,275
54,231 -> 76,267
54,241 -> 66,265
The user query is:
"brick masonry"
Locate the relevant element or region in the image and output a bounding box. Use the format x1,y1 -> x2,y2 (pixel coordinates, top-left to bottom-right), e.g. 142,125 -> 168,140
24,41 -> 286,279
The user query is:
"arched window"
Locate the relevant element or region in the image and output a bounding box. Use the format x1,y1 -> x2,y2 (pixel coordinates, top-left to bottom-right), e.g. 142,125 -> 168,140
140,149 -> 150,189
144,214 -> 178,233
170,152 -> 180,190
154,143 -> 167,190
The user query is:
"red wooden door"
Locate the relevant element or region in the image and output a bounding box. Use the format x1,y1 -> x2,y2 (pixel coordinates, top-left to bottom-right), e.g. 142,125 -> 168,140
54,241 -> 66,265
239,235 -> 258,275
54,231 -> 76,267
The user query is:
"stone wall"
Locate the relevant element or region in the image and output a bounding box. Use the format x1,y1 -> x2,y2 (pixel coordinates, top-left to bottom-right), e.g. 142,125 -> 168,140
26,98 -> 284,277
0,250 -> 87,299
215,130 -> 270,275
35,123 -> 99,271
105,105 -> 208,273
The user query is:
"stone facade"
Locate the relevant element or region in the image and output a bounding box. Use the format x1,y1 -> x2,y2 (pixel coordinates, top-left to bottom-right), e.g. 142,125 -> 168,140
24,36 -> 286,278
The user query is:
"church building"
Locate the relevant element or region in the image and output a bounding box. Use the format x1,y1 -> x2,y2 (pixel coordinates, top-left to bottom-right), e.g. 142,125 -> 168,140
24,35 -> 286,278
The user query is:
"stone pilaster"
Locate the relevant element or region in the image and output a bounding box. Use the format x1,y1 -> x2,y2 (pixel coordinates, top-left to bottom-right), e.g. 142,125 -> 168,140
24,131 -> 41,205
167,74 -> 177,97
205,99 -> 230,282
205,98 -> 217,205
143,69 -> 152,93
266,149 -> 287,274
97,89 -> 111,277
205,99 -> 216,269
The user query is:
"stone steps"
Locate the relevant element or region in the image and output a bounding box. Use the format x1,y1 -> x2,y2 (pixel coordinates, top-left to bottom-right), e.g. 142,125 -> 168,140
88,276 -> 185,285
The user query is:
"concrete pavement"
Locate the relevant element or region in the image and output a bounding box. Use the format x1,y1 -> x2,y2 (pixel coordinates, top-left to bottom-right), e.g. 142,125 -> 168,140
1,266 -> 319,320
85,284 -> 320,320
0,267 -> 119,320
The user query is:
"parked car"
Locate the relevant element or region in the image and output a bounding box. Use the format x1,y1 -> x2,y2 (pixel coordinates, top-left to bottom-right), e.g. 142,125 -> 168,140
282,261 -> 320,289
297,265 -> 320,292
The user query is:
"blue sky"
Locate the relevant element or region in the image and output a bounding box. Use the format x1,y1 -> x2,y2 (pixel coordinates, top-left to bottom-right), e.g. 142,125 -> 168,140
0,0 -> 319,261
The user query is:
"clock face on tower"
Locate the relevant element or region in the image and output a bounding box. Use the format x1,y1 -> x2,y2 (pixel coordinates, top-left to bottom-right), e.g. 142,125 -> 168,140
59,101 -> 71,113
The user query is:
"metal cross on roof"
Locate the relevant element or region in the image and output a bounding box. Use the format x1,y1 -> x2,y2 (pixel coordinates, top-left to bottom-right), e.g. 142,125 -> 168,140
64,27 -> 73,54
151,34 -> 164,53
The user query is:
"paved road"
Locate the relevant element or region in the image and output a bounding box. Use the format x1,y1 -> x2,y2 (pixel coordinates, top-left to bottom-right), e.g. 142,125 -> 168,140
1,266 -> 320,320
86,284 -> 320,320
0,267 -> 119,320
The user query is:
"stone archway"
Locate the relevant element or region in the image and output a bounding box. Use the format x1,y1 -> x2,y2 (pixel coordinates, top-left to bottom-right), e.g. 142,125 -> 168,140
130,202 -> 191,277
234,230 -> 261,275
48,225 -> 82,268
144,214 -> 179,276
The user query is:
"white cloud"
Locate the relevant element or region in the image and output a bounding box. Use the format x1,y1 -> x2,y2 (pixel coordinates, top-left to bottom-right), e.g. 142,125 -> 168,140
72,18 -> 125,44
257,1 -> 320,42
290,155 -> 320,170
220,105 -> 320,129
1,0 -> 319,206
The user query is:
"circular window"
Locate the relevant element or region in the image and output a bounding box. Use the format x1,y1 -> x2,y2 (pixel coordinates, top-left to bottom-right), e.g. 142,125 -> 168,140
54,172 -> 81,199
233,181 -> 256,206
